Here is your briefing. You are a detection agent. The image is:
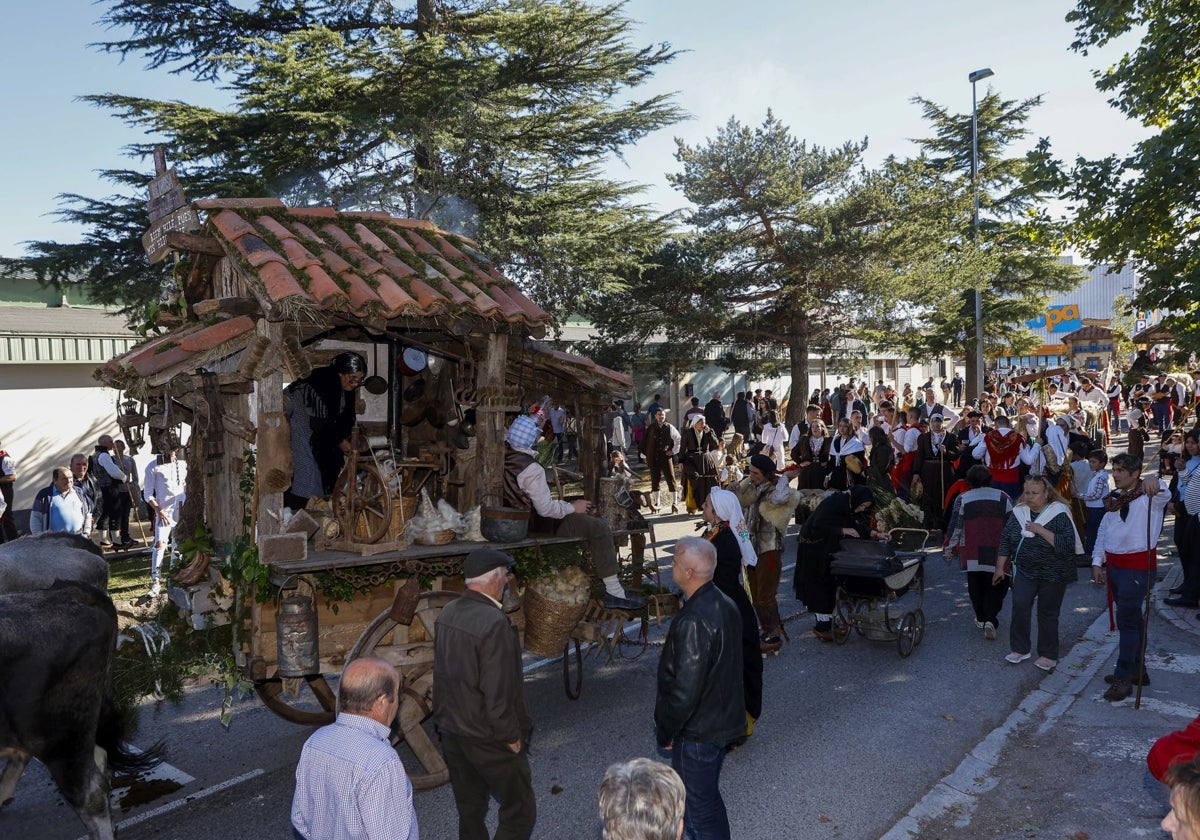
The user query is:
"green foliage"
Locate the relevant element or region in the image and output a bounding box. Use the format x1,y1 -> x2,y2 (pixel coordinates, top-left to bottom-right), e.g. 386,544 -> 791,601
1037,1 -> 1200,357
880,93 -> 1083,375
9,0 -> 684,324
219,449 -> 272,603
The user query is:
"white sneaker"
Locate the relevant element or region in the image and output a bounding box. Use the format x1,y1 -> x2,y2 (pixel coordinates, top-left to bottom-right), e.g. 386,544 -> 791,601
983,622 -> 997,640
148,581 -> 161,597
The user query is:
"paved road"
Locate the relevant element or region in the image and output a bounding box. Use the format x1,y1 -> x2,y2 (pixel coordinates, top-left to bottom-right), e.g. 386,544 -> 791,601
3,507 -> 1115,840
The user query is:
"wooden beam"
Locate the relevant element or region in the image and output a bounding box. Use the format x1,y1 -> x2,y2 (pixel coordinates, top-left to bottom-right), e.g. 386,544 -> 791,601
167,231 -> 226,256
476,333 -> 509,509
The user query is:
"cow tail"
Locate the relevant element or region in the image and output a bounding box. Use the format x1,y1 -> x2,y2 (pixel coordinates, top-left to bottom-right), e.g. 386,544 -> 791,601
94,686 -> 166,777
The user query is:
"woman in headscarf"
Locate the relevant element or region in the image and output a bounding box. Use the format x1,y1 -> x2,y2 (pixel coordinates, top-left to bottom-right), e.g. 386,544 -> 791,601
995,474 -> 1083,672
702,488 -> 764,741
758,410 -> 788,468
680,414 -> 721,514
284,351 -> 367,510
828,418 -> 866,491
796,485 -> 880,641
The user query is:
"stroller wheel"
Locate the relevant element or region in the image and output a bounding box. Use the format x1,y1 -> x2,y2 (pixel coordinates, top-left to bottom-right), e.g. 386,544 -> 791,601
832,598 -> 851,644
897,612 -> 918,658
913,609 -> 926,647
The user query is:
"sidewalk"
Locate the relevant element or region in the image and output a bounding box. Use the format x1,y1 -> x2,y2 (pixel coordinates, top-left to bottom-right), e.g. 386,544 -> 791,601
882,547 -> 1200,840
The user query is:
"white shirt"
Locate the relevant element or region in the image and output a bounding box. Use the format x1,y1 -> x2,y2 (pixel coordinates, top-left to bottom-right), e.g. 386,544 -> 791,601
1077,386 -> 1105,407
1046,423 -> 1069,465
1092,479 -> 1169,566
96,449 -> 128,482
144,458 -> 188,513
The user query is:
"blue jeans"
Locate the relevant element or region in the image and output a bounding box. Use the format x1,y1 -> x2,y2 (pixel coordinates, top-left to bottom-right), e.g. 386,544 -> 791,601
1108,566 -> 1150,680
671,738 -> 730,840
1084,507 -> 1106,556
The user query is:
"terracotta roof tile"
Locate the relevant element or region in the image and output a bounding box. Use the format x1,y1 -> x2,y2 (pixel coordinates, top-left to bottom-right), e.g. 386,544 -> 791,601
194,198 -> 286,211
258,260 -> 309,301
177,316 -> 256,352
180,201 -> 553,327
130,343 -> 195,378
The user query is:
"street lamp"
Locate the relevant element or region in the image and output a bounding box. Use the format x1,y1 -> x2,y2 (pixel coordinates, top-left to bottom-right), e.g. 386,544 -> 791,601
969,67 -> 993,402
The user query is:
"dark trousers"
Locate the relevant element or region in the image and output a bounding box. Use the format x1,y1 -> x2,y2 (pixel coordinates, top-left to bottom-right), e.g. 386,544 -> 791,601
98,483 -> 124,534
0,481 -> 16,541
1108,566 -> 1150,680
546,513 -> 618,579
1152,401 -> 1171,436
1178,516 -> 1200,601
966,571 -> 1010,627
1008,570 -> 1068,660
441,733 -> 536,840
671,738 -> 730,840
648,458 -> 677,494
554,433 -> 565,462
1084,506 -> 1106,557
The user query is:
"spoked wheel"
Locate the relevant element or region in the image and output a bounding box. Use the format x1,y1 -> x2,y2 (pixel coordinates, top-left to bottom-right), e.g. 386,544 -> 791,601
347,590 -> 459,790
255,672 -> 337,726
333,462 -> 392,544
913,608 -> 926,647
852,599 -> 871,636
832,595 -> 851,645
563,638 -> 583,699
897,612 -> 918,658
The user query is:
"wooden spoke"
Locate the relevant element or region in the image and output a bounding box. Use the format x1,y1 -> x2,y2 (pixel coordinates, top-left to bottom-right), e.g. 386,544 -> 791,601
255,673 -> 337,726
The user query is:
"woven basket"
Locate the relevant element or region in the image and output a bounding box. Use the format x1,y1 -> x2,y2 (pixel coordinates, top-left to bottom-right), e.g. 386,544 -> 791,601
414,528 -> 456,546
522,586 -> 588,658
390,496 -> 419,539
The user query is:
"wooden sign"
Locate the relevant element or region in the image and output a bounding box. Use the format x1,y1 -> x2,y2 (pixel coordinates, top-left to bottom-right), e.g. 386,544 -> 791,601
142,147 -> 199,262
142,205 -> 201,264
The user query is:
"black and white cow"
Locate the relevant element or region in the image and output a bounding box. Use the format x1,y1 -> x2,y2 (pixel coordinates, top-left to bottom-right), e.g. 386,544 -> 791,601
0,543 -> 161,839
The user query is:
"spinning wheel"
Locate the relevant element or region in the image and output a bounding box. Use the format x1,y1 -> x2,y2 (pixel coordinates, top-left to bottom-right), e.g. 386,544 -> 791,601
333,461 -> 392,544
347,590 -> 458,790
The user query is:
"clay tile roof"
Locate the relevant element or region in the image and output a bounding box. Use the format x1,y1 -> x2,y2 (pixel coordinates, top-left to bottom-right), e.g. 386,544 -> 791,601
192,202 -> 552,327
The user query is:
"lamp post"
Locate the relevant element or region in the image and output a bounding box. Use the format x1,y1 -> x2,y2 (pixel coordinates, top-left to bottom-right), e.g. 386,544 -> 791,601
969,67 -> 993,402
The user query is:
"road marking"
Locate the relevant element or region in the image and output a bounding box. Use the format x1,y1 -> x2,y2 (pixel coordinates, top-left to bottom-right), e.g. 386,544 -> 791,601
1091,693 -> 1200,719
1146,652 -> 1200,674
81,768 -> 265,840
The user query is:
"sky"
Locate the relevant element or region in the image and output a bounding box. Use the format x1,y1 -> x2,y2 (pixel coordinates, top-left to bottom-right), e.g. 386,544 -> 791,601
0,0 -> 1148,257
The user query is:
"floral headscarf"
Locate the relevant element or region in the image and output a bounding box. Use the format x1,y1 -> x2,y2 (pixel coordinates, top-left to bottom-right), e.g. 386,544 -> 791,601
707,488 -> 758,567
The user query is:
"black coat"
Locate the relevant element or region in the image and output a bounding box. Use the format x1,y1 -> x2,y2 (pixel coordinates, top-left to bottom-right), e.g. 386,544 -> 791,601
655,581 -> 746,747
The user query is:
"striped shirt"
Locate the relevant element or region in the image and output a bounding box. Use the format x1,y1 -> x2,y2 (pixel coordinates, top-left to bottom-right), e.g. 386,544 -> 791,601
292,713 -> 418,840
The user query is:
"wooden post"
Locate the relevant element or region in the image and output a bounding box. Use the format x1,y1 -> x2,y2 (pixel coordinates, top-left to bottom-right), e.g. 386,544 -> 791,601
257,319 -> 286,538
475,333 -> 509,508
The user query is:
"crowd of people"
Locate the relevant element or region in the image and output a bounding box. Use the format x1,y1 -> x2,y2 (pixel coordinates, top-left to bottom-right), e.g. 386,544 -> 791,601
0,433 -> 187,600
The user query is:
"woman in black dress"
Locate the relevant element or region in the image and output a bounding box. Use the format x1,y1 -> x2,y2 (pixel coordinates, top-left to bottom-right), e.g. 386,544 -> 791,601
792,420 -> 832,490
702,488 -> 764,738
795,485 -> 882,641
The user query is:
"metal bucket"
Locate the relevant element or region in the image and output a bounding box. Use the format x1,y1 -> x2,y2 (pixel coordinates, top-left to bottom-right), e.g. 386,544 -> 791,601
276,595 -> 319,677
480,506 -> 530,543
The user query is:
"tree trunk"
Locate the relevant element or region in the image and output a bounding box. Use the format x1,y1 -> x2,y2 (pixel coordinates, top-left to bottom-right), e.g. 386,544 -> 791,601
786,319 -> 811,426
963,338 -> 980,405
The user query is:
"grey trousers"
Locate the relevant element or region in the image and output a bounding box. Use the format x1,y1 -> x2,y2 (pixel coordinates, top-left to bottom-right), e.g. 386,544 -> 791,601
549,513 -> 619,579
1008,570 -> 1068,660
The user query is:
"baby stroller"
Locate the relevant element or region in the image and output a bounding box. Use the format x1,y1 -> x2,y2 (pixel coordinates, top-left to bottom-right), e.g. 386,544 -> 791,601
829,531 -> 928,657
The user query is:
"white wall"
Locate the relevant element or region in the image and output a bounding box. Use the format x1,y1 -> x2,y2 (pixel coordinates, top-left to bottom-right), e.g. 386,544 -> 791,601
2,364 -> 127,511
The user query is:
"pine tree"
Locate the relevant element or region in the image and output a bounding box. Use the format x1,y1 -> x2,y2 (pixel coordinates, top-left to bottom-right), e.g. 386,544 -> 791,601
6,0 -> 684,321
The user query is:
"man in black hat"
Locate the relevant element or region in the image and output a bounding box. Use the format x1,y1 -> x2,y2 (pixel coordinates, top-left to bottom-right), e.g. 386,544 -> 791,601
434,548 -> 536,839
1150,372 -> 1174,438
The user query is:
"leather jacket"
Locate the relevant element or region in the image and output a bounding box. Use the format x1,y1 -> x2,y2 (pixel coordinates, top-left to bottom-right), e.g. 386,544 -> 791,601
433,590 -> 531,744
655,581 -> 745,748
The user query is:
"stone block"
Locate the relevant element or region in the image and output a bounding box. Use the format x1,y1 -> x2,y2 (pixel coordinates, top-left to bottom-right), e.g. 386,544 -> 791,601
258,532 -> 308,566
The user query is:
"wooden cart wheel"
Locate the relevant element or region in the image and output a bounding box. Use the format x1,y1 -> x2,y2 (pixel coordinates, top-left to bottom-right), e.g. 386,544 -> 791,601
896,612 -> 917,658
347,590 -> 459,791
832,595 -> 851,645
333,462 -> 392,544
254,673 -> 337,726
563,638 -> 583,700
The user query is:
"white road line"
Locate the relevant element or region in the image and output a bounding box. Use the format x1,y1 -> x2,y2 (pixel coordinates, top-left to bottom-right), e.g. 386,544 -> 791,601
1146,652 -> 1200,674
1091,693 -> 1200,720
81,768 -> 265,840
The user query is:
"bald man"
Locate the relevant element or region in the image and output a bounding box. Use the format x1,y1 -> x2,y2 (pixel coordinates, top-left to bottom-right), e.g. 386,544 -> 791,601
292,657 -> 418,840
655,538 -> 745,840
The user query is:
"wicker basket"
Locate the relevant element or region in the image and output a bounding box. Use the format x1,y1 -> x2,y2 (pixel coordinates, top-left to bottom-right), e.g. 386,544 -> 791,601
522,586 -> 588,658
390,496 -> 419,539
414,528 -> 456,546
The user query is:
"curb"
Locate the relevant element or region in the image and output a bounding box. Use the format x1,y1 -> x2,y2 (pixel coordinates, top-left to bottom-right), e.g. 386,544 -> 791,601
881,558 -> 1197,839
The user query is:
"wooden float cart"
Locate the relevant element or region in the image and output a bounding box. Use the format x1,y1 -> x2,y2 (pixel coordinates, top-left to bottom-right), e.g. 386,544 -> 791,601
97,197 -> 676,791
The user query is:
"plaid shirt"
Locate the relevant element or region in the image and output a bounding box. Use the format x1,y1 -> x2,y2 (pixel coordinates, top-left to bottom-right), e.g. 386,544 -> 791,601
292,713 -> 418,840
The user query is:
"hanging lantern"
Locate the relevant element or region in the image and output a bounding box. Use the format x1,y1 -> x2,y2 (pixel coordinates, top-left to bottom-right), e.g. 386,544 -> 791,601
116,394 -> 149,455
